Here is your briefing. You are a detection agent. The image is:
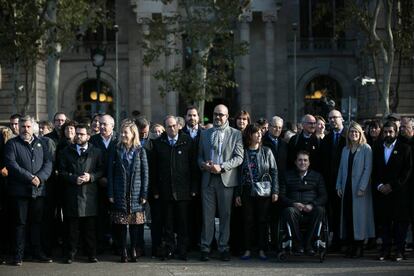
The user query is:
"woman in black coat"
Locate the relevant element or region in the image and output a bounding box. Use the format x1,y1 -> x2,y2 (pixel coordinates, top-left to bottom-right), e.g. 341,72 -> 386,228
107,119 -> 149,263
235,124 -> 279,260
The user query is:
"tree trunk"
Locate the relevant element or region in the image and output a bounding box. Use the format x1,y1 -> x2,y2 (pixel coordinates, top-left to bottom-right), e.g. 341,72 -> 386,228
21,65 -> 35,115
46,0 -> 60,120
194,44 -> 211,122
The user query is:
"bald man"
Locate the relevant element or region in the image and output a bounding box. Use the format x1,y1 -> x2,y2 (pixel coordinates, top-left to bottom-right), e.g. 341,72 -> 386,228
287,114 -> 320,170
319,109 -> 346,251
198,104 -> 243,261
89,114 -> 118,252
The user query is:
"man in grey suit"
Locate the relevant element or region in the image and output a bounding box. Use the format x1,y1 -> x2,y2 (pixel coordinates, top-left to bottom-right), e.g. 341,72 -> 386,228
198,104 -> 244,261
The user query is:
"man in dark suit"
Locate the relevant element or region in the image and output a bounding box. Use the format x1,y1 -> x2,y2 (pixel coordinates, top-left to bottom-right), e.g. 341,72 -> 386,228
319,109 -> 346,251
262,115 -> 288,247
372,121 -> 412,261
151,115 -> 197,260
287,114 -> 320,170
182,106 -> 203,251
89,114 -> 118,252
59,124 -> 104,263
45,112 -> 67,143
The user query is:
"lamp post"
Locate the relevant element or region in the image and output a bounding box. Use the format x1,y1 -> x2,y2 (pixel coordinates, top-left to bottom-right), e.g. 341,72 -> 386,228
114,24 -> 119,131
90,46 -> 106,114
292,22 -> 298,125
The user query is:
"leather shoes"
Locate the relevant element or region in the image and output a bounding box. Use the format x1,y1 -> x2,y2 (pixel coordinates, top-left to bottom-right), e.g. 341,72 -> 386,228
130,248 -> 137,262
306,248 -> 316,256
34,254 -> 53,263
88,257 -> 98,263
66,258 -> 73,264
377,252 -> 390,261
394,253 -> 404,262
200,251 -> 209,261
293,247 -> 304,256
13,259 -> 22,266
121,249 -> 128,263
220,250 -> 231,261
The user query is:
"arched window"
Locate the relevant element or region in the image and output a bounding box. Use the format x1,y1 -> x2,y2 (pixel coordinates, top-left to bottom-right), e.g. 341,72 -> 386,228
304,75 -> 342,117
74,79 -> 114,121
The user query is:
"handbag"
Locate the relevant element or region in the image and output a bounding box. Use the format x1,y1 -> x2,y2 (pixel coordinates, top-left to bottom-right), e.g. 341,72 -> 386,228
246,151 -> 272,197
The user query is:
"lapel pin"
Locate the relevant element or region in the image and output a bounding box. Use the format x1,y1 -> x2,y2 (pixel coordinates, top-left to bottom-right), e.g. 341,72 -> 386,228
393,150 -> 398,154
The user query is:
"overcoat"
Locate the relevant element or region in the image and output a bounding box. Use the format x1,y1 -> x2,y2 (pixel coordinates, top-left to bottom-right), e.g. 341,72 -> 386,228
336,143 -> 375,240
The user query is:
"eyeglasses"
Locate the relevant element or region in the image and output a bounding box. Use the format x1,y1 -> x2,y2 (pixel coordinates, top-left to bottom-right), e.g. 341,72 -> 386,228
213,112 -> 227,118
328,116 -> 342,120
269,125 -> 282,129
304,122 -> 316,125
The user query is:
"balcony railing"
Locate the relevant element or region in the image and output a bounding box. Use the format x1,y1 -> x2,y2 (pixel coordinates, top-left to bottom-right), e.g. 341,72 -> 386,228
289,38 -> 357,55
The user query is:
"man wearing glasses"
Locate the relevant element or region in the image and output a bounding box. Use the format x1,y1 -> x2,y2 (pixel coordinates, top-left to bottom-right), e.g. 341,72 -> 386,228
198,104 -> 243,261
319,109 -> 346,252
287,114 -> 320,170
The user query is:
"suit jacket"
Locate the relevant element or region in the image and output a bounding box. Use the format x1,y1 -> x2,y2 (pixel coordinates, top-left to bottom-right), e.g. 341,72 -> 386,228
151,132 -> 197,201
287,131 -> 320,171
319,129 -> 347,193
198,125 -> 243,188
372,140 -> 412,222
59,143 -> 104,217
89,132 -> 118,177
262,132 -> 288,180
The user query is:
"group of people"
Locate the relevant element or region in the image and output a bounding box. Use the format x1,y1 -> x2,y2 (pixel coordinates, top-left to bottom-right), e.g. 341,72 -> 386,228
0,104 -> 413,267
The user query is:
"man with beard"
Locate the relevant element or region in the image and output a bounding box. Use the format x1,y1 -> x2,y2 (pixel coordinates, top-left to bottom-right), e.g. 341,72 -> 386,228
287,114 -> 320,170
9,114 -> 21,137
198,104 -> 243,261
4,115 -> 53,266
182,106 -> 203,250
372,121 -> 412,261
59,124 -> 104,263
319,109 -> 347,251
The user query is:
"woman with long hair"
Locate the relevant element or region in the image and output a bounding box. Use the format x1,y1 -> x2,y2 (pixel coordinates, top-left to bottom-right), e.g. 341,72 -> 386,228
235,124 -> 278,260
336,121 -> 374,258
108,119 -> 149,262
235,110 -> 251,132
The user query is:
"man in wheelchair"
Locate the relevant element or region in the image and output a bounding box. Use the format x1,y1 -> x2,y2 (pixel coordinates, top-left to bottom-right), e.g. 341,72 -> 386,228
279,150 -> 327,256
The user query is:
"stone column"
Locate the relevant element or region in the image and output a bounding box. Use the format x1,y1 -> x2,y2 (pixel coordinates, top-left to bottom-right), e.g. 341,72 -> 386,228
239,13 -> 252,112
139,18 -> 152,119
263,12 -> 277,119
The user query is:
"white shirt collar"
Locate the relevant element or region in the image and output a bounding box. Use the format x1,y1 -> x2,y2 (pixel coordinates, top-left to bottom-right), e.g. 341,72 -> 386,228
101,134 -> 113,149
76,144 -> 88,155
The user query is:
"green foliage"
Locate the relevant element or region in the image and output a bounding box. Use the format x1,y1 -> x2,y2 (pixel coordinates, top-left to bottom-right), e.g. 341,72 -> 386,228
143,0 -> 250,105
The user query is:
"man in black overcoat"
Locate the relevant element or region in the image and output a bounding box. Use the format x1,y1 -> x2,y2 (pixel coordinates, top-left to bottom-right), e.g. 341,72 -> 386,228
372,121 -> 412,261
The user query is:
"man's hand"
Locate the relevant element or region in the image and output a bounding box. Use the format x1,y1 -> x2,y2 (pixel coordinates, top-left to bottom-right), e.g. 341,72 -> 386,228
272,194 -> 278,203
31,176 -> 41,187
78,173 -> 91,184
235,196 -> 242,207
379,184 -> 392,195
140,198 -> 147,204
302,204 -> 313,213
76,176 -> 84,185
293,202 -> 305,211
210,164 -> 222,174
108,197 -> 114,203
357,190 -> 365,197
201,161 -> 213,171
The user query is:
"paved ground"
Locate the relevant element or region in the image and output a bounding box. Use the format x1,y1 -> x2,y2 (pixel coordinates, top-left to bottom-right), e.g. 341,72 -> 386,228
1,251 -> 413,276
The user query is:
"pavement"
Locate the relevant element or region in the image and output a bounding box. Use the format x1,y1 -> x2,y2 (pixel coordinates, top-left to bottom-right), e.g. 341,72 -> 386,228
1,251 -> 414,276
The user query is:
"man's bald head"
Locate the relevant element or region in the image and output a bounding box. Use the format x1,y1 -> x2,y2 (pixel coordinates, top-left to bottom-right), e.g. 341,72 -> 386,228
99,114 -> 115,138
301,114 -> 316,135
213,104 -> 229,127
328,109 -> 344,131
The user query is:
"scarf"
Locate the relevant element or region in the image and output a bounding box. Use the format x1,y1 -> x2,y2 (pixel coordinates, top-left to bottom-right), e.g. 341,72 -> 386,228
210,120 -> 229,164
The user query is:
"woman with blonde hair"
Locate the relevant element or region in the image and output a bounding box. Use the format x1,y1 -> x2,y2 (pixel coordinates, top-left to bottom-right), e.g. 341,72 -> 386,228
108,119 -> 149,262
336,121 -> 374,258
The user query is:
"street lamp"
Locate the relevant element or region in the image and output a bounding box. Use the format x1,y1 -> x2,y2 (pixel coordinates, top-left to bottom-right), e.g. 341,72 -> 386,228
114,24 -> 119,132
90,45 -> 106,114
292,22 -> 298,125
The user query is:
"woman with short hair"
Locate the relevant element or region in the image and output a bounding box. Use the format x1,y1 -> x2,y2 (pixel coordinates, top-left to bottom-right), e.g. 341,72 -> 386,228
235,124 -> 279,260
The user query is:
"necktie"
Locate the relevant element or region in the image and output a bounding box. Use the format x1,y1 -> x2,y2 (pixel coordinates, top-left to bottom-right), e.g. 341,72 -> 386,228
80,147 -> 85,156
334,133 -> 339,146
170,139 -> 175,146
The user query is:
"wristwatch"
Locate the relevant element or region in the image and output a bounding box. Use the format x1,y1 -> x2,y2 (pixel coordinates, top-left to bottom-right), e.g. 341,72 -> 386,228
220,165 -> 225,174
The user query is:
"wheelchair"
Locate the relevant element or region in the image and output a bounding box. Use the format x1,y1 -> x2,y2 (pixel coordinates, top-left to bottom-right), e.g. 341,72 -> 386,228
276,211 -> 329,262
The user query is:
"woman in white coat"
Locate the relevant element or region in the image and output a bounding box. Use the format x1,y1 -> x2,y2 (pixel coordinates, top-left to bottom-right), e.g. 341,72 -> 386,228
336,121 -> 375,258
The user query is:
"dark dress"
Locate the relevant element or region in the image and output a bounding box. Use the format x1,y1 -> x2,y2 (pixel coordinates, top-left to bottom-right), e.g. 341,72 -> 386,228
343,150 -> 355,240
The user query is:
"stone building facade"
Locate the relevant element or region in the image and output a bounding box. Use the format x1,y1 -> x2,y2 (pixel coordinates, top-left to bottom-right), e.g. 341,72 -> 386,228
1,0 -> 413,124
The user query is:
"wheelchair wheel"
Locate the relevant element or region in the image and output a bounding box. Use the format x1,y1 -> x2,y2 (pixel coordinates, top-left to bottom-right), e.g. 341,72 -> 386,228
277,251 -> 287,262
